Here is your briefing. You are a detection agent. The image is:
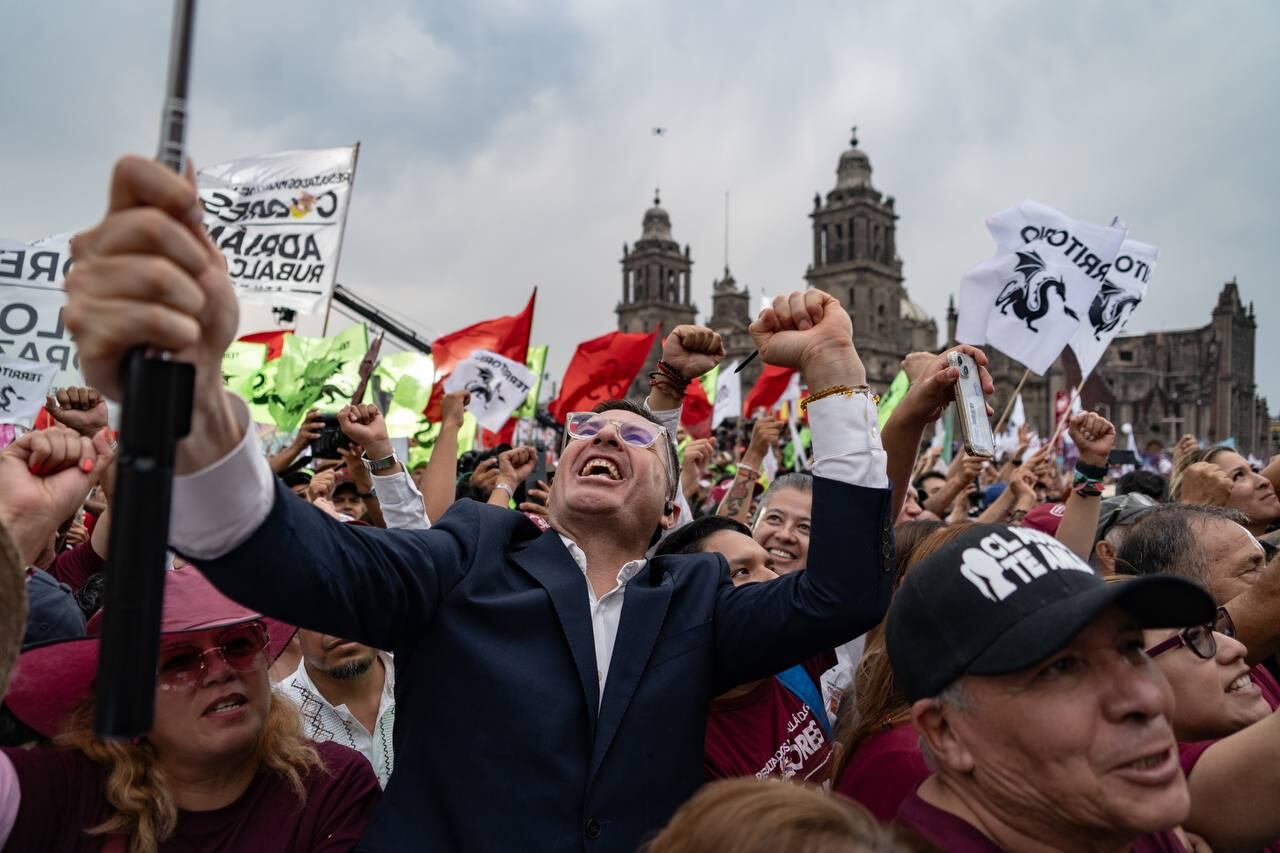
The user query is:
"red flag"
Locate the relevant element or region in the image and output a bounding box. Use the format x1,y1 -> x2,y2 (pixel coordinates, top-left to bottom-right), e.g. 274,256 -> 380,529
742,364 -> 796,418
549,330 -> 658,423
239,330 -> 289,361
425,289 -> 537,421
680,378 -> 713,439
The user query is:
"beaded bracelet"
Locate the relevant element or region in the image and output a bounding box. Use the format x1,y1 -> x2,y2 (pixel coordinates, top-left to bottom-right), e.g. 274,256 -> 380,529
655,360 -> 691,392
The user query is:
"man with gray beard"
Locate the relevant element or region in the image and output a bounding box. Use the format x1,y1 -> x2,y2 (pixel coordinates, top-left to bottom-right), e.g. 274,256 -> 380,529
280,630 -> 396,787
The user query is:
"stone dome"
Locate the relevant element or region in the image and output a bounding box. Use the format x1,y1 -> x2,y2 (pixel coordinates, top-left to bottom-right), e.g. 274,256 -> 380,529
901,295 -> 931,324
641,190 -> 673,242
835,127 -> 874,191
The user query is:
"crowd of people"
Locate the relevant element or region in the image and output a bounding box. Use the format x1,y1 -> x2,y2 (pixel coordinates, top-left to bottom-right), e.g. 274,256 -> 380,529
0,156 -> 1277,851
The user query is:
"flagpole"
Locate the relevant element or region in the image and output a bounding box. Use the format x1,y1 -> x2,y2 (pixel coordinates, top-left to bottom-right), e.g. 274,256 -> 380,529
321,140 -> 361,337
992,367 -> 1031,434
1048,382 -> 1084,447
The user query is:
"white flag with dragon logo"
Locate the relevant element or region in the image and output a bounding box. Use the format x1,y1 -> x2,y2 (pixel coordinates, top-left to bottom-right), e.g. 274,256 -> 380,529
956,201 -> 1127,375
1068,238 -> 1158,381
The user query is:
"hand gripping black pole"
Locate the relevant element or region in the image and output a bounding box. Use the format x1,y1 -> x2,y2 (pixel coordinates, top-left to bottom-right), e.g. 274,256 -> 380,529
93,0 -> 198,740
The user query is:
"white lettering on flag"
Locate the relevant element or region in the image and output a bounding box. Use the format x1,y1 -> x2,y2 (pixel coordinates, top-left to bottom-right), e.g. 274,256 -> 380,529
198,146 -> 359,315
0,357 -> 57,427
957,201 -> 1126,375
444,350 -> 536,432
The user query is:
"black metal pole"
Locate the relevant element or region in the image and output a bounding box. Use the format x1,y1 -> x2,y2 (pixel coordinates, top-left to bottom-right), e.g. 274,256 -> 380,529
94,0 -> 198,740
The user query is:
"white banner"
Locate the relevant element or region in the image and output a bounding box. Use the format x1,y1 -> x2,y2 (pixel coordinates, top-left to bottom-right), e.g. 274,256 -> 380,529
198,145 -> 359,315
1069,238 -> 1158,380
0,358 -> 58,427
0,234 -> 82,390
712,361 -> 741,429
444,349 -> 536,432
957,201 -> 1126,375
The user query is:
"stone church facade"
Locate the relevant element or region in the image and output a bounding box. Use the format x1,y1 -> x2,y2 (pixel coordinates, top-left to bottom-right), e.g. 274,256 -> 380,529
614,128 -> 1270,455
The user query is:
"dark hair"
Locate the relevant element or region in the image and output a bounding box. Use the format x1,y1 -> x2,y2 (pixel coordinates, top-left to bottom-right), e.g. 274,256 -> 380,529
74,572 -> 107,623
588,399 -> 679,503
1114,504 -> 1249,581
653,516 -> 752,558
912,471 -> 946,490
1116,470 -> 1168,502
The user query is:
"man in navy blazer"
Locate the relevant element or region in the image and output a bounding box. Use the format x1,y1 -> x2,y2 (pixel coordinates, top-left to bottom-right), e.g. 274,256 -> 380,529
67,158 -> 906,851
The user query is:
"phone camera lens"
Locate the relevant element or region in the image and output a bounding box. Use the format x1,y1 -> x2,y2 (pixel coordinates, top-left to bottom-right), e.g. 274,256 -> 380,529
960,363 -> 970,378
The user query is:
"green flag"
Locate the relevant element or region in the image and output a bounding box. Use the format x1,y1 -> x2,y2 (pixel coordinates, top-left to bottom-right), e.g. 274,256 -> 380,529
877,370 -> 910,429
246,325 -> 369,431
409,412 -> 478,468
368,351 -> 435,438
514,345 -> 549,420
942,407 -> 955,464
221,341 -> 267,398
699,364 -> 720,402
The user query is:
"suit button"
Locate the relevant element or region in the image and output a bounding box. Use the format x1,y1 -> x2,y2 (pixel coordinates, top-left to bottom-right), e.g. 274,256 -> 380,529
585,818 -> 602,839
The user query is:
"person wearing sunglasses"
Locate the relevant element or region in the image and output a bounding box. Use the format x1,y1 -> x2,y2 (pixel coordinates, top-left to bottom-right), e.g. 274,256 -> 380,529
1143,612 -> 1280,851
0,566 -> 381,852
68,172 -> 906,853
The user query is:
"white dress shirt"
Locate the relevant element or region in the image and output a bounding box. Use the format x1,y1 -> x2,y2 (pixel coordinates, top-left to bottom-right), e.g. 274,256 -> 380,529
169,389 -> 889,693
370,467 -> 431,530
278,652 -> 397,788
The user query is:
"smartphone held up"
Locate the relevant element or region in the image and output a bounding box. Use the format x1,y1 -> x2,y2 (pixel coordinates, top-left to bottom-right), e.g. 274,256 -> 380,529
947,351 -> 995,459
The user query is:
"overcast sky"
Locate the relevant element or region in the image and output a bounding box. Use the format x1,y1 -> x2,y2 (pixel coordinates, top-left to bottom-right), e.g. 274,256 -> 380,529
4,1 -> 1278,409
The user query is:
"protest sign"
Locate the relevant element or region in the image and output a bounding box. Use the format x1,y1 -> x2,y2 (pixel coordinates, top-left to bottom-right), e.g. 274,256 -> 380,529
0,358 -> 58,427
957,201 -> 1126,374
0,234 -> 81,389
1068,238 -> 1158,380
198,146 -> 359,315
444,350 -> 536,432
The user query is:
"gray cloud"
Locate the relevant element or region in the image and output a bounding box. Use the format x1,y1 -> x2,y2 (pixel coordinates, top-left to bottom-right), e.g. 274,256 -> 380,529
3,1 -> 1277,411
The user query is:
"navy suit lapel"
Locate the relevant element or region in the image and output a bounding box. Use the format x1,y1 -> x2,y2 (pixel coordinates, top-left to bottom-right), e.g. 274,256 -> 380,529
508,531 -> 600,728
588,560 -> 672,786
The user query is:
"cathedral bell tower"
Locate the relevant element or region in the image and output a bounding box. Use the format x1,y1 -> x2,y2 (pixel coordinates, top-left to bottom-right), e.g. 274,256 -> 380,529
617,191 -> 698,396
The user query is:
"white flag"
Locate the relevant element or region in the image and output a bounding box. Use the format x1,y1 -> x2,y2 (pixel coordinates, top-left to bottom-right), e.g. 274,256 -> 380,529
1069,238 -> 1158,380
444,350 -> 536,432
0,358 -> 57,427
198,146 -> 359,315
712,361 -> 741,428
957,201 -> 1127,374
0,233 -> 82,389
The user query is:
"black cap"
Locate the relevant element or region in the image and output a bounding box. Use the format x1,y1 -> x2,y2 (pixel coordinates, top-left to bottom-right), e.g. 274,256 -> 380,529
886,523 -> 1215,702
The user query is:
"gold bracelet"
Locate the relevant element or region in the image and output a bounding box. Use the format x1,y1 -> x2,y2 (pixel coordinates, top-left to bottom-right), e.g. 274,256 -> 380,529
799,384 -> 876,413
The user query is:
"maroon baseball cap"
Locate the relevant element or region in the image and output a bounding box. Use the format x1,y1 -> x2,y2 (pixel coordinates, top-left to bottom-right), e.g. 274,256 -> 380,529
5,566 -> 295,738
1023,502 -> 1067,535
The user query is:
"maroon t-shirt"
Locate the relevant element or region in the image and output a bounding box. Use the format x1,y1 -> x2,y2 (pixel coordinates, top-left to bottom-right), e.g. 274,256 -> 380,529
834,723 -> 930,822
2,740 -> 379,852
45,541 -> 105,593
705,656 -> 835,785
896,788 -> 1187,852
1251,663 -> 1280,710
1178,740 -> 1280,853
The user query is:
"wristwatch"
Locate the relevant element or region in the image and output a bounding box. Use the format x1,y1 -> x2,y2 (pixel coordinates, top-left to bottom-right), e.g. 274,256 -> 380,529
358,489 -> 377,499
364,452 -> 398,474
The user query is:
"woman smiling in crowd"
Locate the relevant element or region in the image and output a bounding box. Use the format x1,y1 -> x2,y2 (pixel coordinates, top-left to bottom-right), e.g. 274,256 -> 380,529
1144,616 -> 1280,851
0,568 -> 380,853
